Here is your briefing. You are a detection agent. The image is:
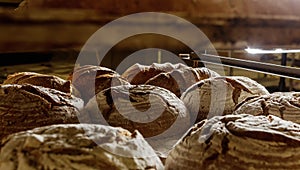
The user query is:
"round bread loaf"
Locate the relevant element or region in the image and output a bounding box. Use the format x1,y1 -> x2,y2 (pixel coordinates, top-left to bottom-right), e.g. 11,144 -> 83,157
122,63 -> 188,85
0,124 -> 163,169
84,84 -> 190,158
69,65 -> 130,103
234,92 -> 300,124
181,76 -> 269,124
0,84 -> 84,141
3,72 -> 73,94
145,67 -> 220,97
84,84 -> 190,138
165,114 -> 300,170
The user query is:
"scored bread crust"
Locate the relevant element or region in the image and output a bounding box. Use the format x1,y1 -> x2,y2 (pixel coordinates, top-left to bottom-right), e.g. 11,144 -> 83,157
3,72 -> 73,94
234,92 -> 300,124
122,63 -> 188,85
165,114 -> 300,170
69,65 -> 130,103
0,124 -> 164,170
181,76 -> 269,123
84,84 -> 190,138
0,84 -> 84,141
145,67 -> 220,97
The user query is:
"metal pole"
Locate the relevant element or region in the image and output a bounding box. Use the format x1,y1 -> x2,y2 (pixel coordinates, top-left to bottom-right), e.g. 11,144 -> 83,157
279,53 -> 287,91
182,53 -> 300,80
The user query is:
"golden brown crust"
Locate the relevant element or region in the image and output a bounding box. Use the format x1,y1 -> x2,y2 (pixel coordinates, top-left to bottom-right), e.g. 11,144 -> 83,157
122,63 -> 186,85
3,72 -> 72,94
69,65 -> 130,103
145,67 -> 220,97
146,72 -> 181,97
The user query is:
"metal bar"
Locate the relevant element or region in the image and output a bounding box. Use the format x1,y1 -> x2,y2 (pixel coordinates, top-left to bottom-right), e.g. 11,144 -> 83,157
279,53 -> 287,91
181,53 -> 300,80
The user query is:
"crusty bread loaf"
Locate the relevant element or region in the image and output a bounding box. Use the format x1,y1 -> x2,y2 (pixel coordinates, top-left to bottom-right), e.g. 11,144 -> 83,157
234,92 -> 300,124
122,63 -> 188,85
69,65 -> 130,103
84,84 -> 190,138
0,124 -> 163,169
84,84 -> 190,159
165,114 -> 300,170
145,67 -> 220,97
181,76 -> 269,124
0,84 -> 84,141
3,72 -> 73,94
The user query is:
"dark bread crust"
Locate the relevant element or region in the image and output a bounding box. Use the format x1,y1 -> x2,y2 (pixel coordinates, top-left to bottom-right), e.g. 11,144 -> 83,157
165,114 -> 300,170
0,84 -> 84,141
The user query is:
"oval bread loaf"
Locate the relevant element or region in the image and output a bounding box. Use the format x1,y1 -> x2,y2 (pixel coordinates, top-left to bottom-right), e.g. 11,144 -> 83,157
181,76 -> 269,123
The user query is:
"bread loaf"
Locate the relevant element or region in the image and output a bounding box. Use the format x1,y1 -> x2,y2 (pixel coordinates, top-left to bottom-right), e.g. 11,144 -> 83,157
0,124 -> 163,169
0,84 -> 84,141
3,72 -> 73,94
165,114 -> 300,170
234,92 -> 300,124
122,63 -> 188,85
84,84 -> 190,138
69,65 -> 129,103
145,67 -> 219,97
181,76 -> 269,123
84,84 -> 190,158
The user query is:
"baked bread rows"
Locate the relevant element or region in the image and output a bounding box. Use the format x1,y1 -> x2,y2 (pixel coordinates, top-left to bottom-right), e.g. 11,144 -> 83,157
1,62 -> 300,169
